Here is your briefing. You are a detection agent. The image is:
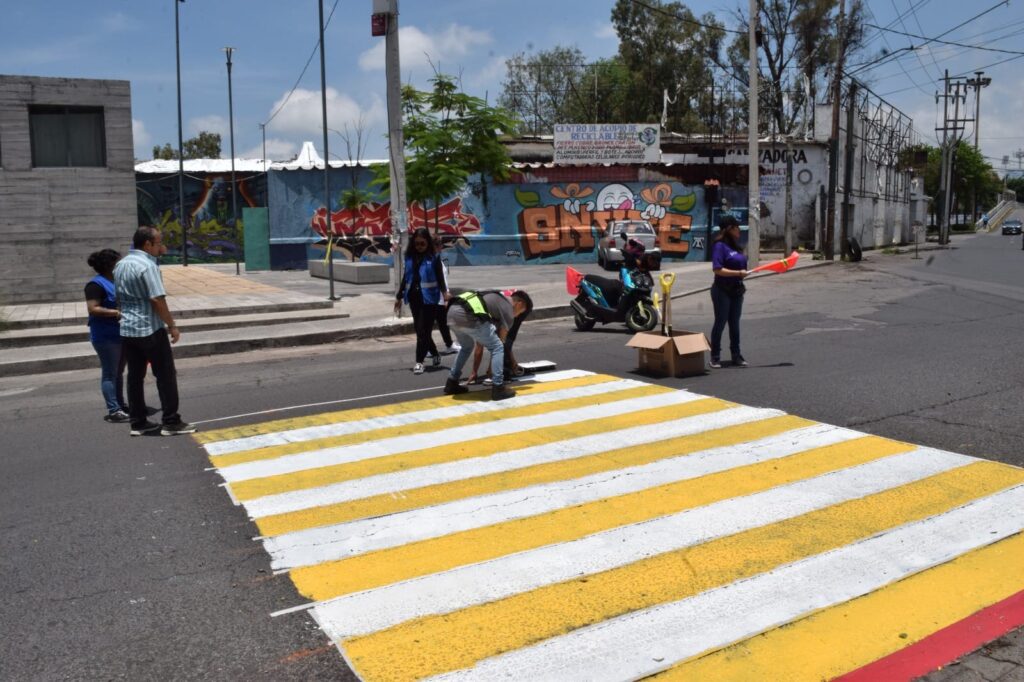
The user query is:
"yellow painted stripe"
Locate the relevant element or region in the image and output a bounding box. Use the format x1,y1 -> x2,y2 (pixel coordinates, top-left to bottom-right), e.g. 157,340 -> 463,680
340,455 -> 1016,681
232,397 -> 734,502
195,373 -> 616,444
258,412 -> 804,539
290,426 -> 901,603
658,495 -> 1024,680
212,383 -> 674,467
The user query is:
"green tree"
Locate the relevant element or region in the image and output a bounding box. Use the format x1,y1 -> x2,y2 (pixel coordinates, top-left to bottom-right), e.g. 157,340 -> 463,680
1005,175 -> 1024,198
151,131 -> 222,160
610,0 -> 725,132
498,45 -> 593,135
374,73 -> 518,235
726,0 -> 866,136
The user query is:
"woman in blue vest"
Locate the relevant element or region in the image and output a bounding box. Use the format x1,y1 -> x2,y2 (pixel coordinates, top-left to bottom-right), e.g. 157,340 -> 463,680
394,227 -> 450,374
85,249 -> 129,422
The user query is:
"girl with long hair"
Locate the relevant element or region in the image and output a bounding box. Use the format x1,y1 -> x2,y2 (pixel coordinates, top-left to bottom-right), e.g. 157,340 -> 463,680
85,248 -> 128,421
709,215 -> 749,368
394,227 -> 449,374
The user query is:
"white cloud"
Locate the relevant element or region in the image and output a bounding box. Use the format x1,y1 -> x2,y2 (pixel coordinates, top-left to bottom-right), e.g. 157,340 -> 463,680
240,137 -> 298,162
188,114 -> 229,139
132,119 -> 152,159
358,24 -> 492,74
595,23 -> 617,40
264,87 -> 385,140
467,54 -> 508,89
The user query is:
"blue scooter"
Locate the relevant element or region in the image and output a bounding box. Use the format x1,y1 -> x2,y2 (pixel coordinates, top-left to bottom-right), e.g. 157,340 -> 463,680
568,248 -> 661,333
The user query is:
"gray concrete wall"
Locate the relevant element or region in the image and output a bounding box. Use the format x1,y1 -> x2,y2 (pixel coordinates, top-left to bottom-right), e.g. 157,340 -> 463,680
0,75 -> 136,304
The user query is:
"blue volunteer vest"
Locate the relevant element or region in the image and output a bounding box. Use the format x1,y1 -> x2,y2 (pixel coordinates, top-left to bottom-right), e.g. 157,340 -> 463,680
402,254 -> 442,305
87,275 -> 121,343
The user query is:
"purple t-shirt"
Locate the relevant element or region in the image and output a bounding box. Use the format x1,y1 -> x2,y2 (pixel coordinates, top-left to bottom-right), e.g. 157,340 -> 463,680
711,240 -> 748,285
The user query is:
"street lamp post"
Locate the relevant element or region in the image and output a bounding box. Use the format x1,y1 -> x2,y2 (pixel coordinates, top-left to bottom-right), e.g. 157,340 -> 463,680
174,0 -> 187,265
224,47 -> 239,275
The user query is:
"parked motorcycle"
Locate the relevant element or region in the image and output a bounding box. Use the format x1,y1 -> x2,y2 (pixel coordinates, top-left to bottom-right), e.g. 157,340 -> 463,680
567,250 -> 661,333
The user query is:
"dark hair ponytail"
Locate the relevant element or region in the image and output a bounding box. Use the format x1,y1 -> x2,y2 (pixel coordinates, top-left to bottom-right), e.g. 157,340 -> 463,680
87,248 -> 121,275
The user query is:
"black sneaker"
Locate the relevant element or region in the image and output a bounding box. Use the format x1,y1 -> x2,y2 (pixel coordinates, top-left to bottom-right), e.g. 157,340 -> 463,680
130,421 -> 161,436
104,409 -> 130,423
709,358 -> 722,369
491,384 -> 516,401
443,378 -> 468,395
732,356 -> 749,367
161,421 -> 198,436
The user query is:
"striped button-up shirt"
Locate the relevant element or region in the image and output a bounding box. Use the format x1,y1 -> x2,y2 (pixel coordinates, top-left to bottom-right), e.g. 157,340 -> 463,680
113,249 -> 167,338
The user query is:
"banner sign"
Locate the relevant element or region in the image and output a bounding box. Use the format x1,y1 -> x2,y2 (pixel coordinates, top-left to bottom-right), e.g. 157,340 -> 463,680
553,123 -> 661,165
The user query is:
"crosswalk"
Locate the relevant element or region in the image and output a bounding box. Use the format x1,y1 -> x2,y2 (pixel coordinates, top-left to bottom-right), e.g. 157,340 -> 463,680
195,370 -> 1024,681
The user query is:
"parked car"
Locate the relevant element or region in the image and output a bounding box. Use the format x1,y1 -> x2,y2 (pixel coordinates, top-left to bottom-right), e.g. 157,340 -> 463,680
1002,219 -> 1023,235
597,220 -> 660,270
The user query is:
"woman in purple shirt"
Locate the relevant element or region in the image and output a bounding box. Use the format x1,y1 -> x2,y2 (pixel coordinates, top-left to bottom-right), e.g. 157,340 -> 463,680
709,215 -> 749,368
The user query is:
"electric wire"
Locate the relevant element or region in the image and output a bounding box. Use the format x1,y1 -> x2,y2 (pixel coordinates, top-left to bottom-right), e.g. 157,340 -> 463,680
261,0 -> 341,129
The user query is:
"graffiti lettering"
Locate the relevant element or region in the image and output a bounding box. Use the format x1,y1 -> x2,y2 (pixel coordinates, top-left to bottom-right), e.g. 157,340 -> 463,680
517,206 -> 691,260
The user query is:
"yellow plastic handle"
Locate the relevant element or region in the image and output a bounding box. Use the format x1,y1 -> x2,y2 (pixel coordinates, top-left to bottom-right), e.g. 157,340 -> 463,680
659,272 -> 676,295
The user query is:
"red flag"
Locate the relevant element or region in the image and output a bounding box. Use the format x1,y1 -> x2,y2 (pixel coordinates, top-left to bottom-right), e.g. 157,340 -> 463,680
749,250 -> 800,274
566,267 -> 584,295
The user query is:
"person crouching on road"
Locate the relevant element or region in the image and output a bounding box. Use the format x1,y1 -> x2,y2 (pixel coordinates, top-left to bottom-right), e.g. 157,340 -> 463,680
443,290 -> 532,401
709,215 -> 749,369
394,227 -> 449,375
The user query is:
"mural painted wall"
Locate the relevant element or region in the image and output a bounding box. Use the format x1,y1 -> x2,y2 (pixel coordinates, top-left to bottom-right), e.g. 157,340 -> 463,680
136,172 -> 266,263
267,167 -> 712,266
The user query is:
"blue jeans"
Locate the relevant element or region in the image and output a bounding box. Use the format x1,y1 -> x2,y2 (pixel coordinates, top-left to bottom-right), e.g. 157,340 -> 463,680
448,321 -> 505,386
92,338 -> 126,413
710,284 -> 744,360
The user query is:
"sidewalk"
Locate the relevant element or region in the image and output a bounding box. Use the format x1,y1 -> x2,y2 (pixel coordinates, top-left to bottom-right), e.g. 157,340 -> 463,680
0,254 -> 830,376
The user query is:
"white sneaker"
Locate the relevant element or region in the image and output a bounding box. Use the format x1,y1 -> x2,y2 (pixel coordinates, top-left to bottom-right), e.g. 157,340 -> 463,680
442,343 -> 461,355
412,363 -> 425,374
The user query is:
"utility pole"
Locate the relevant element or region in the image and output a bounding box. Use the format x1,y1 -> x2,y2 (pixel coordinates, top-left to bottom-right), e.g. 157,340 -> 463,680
373,0 -> 409,300
824,0 -> 846,261
841,80 -> 857,259
318,0 -> 337,300
936,73 -> 971,244
224,47 -> 239,276
174,0 -> 187,266
966,72 -> 991,224
259,123 -> 267,172
747,0 -> 760,268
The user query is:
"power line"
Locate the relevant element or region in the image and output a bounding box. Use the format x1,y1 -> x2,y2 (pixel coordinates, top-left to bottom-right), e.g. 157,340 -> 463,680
865,23 -> 1024,55
262,0 -> 341,128
625,0 -> 744,34
952,52 -> 1024,76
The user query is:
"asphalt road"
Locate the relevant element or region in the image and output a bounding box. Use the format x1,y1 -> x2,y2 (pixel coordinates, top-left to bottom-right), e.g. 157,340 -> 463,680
2,224 -> 1023,680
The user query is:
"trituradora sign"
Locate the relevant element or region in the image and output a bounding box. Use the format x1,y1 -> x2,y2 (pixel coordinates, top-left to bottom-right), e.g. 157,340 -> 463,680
553,123 -> 661,165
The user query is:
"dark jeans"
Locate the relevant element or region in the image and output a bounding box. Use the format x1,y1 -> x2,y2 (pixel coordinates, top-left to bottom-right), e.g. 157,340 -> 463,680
710,284 -> 744,360
408,291 -> 440,363
123,328 -> 181,427
91,338 -> 126,413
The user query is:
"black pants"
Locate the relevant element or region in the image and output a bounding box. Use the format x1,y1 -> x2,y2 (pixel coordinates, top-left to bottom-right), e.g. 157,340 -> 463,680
408,291 -> 440,363
710,284 -> 744,360
435,310 -> 453,347
123,328 -> 181,427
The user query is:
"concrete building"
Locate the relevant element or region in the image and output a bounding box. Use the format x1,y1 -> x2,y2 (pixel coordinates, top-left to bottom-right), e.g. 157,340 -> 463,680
0,75 -> 136,304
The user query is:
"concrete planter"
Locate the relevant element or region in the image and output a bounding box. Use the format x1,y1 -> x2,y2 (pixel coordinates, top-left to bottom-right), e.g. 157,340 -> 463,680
308,260 -> 390,284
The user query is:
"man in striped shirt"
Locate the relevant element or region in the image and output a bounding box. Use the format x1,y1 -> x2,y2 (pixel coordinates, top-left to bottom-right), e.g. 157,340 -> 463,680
113,227 -> 196,436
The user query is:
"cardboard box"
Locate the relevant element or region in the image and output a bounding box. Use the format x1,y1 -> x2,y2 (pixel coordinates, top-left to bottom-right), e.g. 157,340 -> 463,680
626,330 -> 711,378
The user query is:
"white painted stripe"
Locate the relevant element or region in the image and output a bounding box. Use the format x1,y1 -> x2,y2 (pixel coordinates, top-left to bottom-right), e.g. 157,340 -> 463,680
429,483 -> 1024,682
217,390 -> 709,484
266,424 -> 860,570
194,369 -> 593,428
204,379 -> 652,456
242,405 -> 781,520
312,448 -> 971,641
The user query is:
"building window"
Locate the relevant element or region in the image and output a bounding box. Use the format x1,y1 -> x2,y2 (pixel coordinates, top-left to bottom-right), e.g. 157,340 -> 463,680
29,105 -> 106,167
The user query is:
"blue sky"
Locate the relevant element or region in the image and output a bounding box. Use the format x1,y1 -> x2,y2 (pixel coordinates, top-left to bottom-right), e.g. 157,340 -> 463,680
1,0 -> 1021,168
